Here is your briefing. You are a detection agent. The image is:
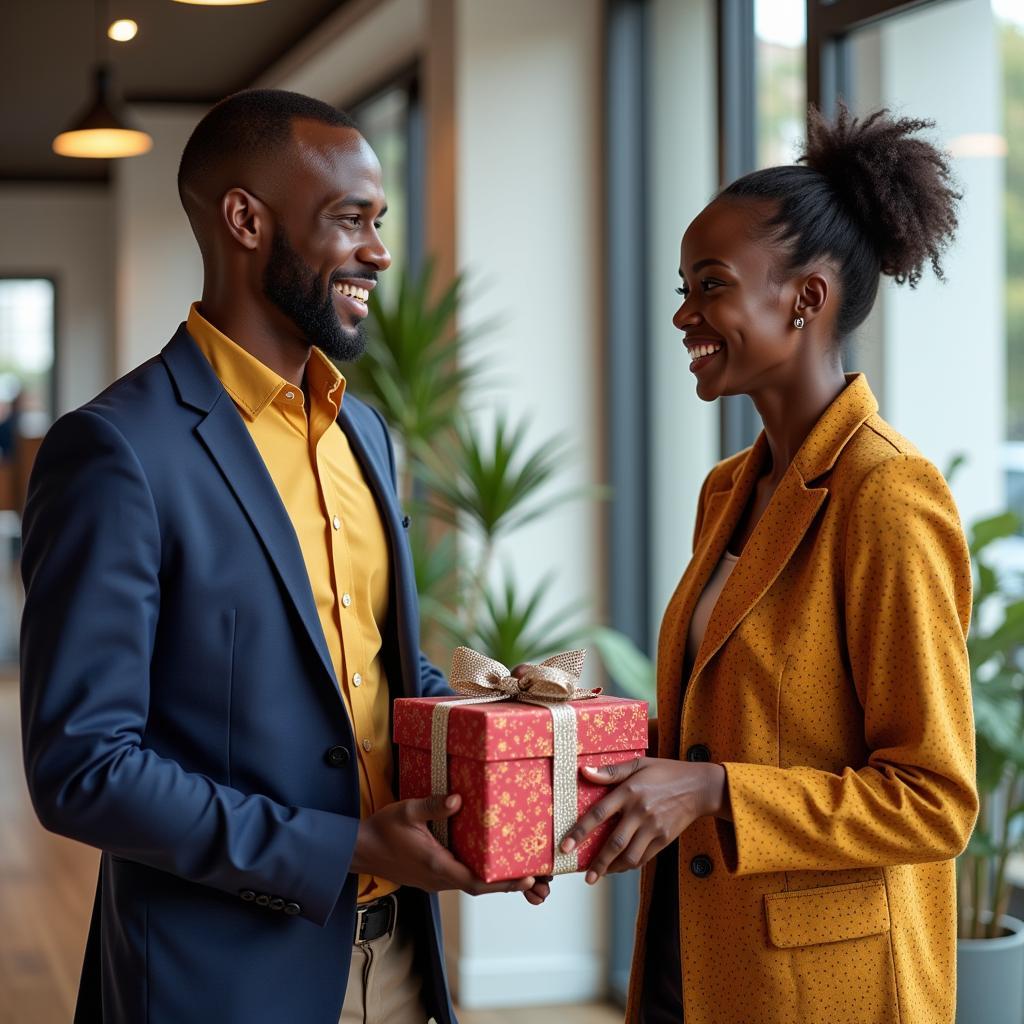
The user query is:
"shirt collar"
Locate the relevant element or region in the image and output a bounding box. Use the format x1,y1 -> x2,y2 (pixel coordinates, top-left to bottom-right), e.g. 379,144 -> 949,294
185,303 -> 346,420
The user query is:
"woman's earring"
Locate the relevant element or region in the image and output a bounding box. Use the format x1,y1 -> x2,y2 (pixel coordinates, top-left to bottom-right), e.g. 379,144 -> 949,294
793,316 -> 805,329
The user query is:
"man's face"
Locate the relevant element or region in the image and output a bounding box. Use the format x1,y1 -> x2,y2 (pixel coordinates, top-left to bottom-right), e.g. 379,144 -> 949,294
261,121 -> 390,361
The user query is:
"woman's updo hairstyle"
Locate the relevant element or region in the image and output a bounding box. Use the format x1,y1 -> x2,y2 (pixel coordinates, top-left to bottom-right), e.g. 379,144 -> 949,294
719,104 -> 961,341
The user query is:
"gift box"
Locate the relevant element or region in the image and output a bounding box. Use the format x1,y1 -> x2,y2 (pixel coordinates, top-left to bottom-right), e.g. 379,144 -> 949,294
393,675 -> 648,883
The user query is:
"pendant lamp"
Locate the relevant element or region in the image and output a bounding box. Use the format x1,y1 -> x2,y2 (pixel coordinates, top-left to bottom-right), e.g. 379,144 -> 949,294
52,0 -> 152,160
52,66 -> 152,159
171,1 -> 268,5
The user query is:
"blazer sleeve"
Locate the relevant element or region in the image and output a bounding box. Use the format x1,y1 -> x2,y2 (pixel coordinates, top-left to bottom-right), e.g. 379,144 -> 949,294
719,454 -> 978,874
20,409 -> 358,927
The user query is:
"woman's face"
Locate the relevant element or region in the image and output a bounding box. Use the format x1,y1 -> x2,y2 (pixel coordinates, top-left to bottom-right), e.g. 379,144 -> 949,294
674,199 -> 807,403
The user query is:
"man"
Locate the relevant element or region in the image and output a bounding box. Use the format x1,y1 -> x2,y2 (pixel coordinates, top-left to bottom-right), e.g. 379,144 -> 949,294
20,89 -> 544,1024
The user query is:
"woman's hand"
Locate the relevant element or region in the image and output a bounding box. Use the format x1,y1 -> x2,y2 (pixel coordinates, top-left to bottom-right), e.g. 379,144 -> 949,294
561,757 -> 730,883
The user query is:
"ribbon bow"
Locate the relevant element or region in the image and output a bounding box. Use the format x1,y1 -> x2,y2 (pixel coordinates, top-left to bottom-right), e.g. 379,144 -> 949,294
429,646 -> 599,874
449,647 -> 598,704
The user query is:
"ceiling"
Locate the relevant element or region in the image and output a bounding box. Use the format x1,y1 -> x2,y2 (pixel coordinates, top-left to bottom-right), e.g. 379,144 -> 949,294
1,0 -> 348,183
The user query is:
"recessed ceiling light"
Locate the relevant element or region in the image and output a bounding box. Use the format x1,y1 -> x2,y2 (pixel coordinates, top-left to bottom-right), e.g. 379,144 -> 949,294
107,19 -> 138,42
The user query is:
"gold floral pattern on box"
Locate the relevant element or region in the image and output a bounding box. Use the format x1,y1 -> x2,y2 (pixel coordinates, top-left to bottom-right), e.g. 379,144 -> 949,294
395,695 -> 648,883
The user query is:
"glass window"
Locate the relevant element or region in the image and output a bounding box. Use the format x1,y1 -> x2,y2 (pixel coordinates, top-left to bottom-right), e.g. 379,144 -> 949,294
0,277 -> 56,666
841,0 -> 1004,531
755,0 -> 807,168
351,82 -> 417,287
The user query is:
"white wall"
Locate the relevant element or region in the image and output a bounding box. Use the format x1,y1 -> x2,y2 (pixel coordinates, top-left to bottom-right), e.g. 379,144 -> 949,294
450,0 -> 608,1007
0,185 -> 114,414
114,105 -> 206,374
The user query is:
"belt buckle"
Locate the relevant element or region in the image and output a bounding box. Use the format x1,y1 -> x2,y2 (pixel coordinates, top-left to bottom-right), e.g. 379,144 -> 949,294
354,894 -> 397,945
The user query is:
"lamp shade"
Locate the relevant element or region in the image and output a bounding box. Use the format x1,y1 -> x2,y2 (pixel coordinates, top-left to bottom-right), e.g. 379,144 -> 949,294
52,66 -> 152,159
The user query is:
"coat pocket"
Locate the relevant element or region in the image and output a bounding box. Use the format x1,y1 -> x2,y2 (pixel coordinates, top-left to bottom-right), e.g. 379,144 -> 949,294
764,879 -> 890,949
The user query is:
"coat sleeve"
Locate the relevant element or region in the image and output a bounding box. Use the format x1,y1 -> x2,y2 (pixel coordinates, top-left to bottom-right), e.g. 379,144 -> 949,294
719,454 -> 978,874
20,409 -> 358,926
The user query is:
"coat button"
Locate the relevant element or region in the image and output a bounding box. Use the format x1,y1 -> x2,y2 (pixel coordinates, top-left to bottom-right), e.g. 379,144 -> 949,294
402,515 -> 411,528
269,897 -> 285,911
686,744 -> 711,762
326,745 -> 350,767
690,855 -> 713,878
255,894 -> 270,906
283,902 -> 301,916
239,890 -> 256,902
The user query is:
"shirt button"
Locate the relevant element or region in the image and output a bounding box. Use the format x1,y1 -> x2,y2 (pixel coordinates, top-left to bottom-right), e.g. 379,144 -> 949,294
332,516 -> 341,530
352,672 -> 362,687
284,391 -> 295,400
362,739 -> 372,752
342,593 -> 352,608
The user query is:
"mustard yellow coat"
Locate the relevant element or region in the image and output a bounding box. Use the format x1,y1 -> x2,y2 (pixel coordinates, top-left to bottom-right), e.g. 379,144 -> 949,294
626,374 -> 978,1024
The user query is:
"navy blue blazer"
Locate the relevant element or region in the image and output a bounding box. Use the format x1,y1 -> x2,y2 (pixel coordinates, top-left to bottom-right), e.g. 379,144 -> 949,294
20,325 -> 457,1024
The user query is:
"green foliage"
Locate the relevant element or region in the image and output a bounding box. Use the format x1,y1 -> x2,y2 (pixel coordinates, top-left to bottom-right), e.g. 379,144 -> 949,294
356,262 -> 650,690
953,478 -> 1024,938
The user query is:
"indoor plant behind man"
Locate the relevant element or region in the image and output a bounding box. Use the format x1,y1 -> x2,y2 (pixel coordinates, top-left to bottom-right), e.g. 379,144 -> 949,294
19,89 -> 543,1024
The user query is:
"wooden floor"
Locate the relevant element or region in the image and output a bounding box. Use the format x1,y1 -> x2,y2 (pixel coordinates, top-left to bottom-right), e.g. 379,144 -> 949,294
0,680 -> 619,1024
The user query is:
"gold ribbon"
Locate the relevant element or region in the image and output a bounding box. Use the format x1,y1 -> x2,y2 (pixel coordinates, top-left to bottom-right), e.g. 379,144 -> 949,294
430,647 -> 600,875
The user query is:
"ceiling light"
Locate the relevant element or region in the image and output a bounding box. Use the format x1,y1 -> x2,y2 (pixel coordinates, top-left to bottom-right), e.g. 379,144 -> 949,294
52,66 -> 153,159
107,19 -> 138,42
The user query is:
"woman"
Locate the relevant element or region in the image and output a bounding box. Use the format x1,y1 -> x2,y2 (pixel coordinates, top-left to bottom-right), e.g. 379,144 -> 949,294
564,106 -> 978,1024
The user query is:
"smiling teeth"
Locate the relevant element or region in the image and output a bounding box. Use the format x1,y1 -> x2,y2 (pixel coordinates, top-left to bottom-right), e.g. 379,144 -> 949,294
335,282 -> 370,302
688,343 -> 722,359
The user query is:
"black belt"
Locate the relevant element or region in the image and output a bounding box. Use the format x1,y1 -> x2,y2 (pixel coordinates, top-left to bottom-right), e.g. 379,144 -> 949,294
354,892 -> 398,945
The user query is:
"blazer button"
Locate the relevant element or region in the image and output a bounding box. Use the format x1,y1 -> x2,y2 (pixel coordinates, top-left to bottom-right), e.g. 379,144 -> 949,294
239,890 -> 256,902
690,855 -> 714,878
402,515 -> 411,528
283,902 -> 302,916
326,745 -> 350,767
269,897 -> 285,911
686,744 -> 711,762
255,894 -> 270,906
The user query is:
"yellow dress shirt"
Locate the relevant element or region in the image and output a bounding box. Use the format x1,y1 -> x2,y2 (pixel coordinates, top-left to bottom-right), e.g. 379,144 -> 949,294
187,304 -> 397,902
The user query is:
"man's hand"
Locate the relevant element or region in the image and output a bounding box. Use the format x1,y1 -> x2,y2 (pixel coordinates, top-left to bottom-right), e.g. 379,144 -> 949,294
559,757 -> 730,884
352,794 -> 537,896
523,876 -> 551,906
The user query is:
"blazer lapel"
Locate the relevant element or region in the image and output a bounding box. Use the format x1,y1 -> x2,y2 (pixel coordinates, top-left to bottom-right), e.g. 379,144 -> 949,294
336,404 -> 418,698
659,373 -> 880,748
656,436 -> 767,757
689,466 -> 828,682
162,327 -> 340,694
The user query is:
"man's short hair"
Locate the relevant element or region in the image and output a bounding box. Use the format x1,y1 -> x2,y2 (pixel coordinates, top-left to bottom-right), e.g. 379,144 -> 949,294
177,89 -> 357,206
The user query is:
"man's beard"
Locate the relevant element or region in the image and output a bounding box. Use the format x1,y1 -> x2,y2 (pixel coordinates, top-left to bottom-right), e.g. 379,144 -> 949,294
262,225 -> 368,362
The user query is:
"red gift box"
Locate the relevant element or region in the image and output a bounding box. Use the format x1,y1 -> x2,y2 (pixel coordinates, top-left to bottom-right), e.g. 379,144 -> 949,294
393,694 -> 648,883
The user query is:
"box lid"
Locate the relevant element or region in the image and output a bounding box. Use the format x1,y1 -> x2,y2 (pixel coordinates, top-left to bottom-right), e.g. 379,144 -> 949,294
393,695 -> 648,761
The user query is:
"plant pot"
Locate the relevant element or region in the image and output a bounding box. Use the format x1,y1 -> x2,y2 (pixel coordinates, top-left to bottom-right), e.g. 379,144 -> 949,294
956,913 -> 1024,1024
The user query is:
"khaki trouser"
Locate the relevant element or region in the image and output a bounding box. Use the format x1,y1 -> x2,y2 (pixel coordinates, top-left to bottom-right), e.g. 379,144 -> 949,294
339,892 -> 432,1024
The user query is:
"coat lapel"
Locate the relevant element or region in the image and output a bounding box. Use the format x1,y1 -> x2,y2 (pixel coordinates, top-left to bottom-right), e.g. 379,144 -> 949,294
162,327 -> 340,693
336,403 -> 418,698
658,374 -> 880,750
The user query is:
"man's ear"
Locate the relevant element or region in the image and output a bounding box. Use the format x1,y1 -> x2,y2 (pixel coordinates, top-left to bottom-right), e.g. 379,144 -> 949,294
221,188 -> 267,252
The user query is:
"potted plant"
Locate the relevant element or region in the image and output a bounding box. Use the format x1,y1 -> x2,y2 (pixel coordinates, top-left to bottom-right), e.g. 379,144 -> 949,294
955,503 -> 1024,1024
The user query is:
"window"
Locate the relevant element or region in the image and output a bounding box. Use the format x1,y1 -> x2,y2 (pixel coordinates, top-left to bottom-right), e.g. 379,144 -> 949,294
350,73 -> 424,286
0,277 -> 56,666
